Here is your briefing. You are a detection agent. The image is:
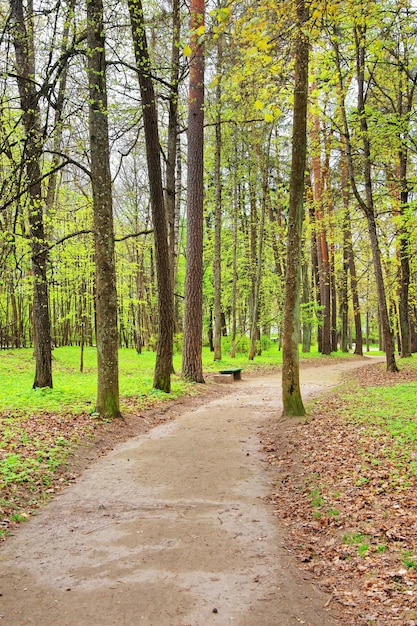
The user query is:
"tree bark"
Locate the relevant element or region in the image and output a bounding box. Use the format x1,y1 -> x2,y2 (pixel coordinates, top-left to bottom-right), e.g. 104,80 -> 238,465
301,259 -> 312,353
323,134 -> 338,353
248,154 -> 259,361
87,0 -> 121,418
128,0 -> 174,392
165,0 -> 180,291
9,0 -> 53,389
311,110 -> 331,354
213,35 -> 223,362
230,133 -> 239,359
334,31 -> 398,372
282,0 -> 309,417
308,191 -> 322,353
248,179 -> 265,361
45,0 -> 75,215
340,137 -> 363,355
354,28 -> 398,372
398,143 -> 412,358
182,0 -> 205,383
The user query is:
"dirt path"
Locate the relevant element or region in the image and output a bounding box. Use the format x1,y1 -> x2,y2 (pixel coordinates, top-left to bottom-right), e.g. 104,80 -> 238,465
0,358 -> 381,625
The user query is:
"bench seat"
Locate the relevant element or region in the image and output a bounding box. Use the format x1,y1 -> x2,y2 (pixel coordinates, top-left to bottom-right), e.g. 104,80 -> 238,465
219,368 -> 243,380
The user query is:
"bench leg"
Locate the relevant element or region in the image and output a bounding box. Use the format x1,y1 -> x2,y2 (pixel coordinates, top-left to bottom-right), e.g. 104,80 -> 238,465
233,371 -> 241,380
214,373 -> 234,384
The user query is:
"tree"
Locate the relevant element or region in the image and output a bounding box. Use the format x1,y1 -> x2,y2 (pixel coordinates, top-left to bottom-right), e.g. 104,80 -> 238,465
128,0 -> 174,392
45,0 -> 76,216
340,139 -> 363,355
213,33 -> 223,362
229,129 -> 240,359
333,16 -> 398,373
9,0 -> 53,389
165,0 -> 181,292
86,0 -> 121,417
3,0 -> 417,383
384,8 -> 417,358
248,139 -> 268,361
281,0 -> 309,417
310,104 -> 332,354
354,23 -> 397,372
182,0 -> 205,383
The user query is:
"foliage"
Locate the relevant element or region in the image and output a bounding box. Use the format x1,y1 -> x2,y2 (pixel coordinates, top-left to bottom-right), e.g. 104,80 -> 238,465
1,0 -> 416,372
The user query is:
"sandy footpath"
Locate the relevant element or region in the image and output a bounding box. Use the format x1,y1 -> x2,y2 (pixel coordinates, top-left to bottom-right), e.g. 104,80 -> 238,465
0,358 -> 378,625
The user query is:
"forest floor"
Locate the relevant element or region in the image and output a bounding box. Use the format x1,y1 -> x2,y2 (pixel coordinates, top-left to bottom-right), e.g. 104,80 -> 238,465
0,355 -> 416,625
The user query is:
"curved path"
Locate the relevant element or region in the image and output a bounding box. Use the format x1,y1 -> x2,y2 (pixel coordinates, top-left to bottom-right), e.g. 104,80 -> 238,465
0,358 -> 380,625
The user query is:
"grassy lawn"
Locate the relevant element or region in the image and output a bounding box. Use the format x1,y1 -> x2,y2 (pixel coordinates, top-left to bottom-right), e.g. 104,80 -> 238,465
0,342 -> 334,414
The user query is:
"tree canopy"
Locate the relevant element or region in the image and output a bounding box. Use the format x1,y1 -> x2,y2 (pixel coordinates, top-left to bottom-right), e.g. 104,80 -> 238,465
1,0 -> 417,413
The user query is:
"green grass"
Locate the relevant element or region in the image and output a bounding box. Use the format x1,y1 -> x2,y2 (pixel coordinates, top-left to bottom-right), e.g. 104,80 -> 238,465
310,487 -> 325,508
0,343 -> 350,414
342,532 -> 370,557
0,347 -> 175,413
402,550 -> 417,570
339,378 -> 417,483
0,446 -> 68,487
0,408 -> 82,502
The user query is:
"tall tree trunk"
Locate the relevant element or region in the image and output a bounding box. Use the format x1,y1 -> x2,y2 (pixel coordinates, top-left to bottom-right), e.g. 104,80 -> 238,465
308,194 -> 322,353
334,32 -> 398,372
208,309 -> 214,352
323,133 -> 338,352
182,0 -> 205,383
165,0 -> 180,291
354,28 -> 398,372
339,146 -> 349,353
248,179 -> 265,361
9,0 -> 53,389
172,133 -> 183,334
339,211 -> 349,353
213,35 -> 223,362
249,139 -> 269,360
128,0 -> 174,392
387,46 -> 416,358
10,279 -> 20,348
349,244 -> 363,355
87,0 -> 121,417
340,140 -> 363,355
135,244 -> 145,354
267,192 -> 284,279
248,155 -> 259,361
266,164 -> 285,338
398,146 -> 412,358
79,278 -> 87,373
411,308 -> 417,353
301,259 -> 312,353
311,110 -> 331,354
230,134 -> 239,359
45,0 -> 75,215
282,0 -> 309,417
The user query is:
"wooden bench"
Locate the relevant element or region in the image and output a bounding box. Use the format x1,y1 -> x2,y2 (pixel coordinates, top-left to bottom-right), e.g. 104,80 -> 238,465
219,368 -> 243,381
